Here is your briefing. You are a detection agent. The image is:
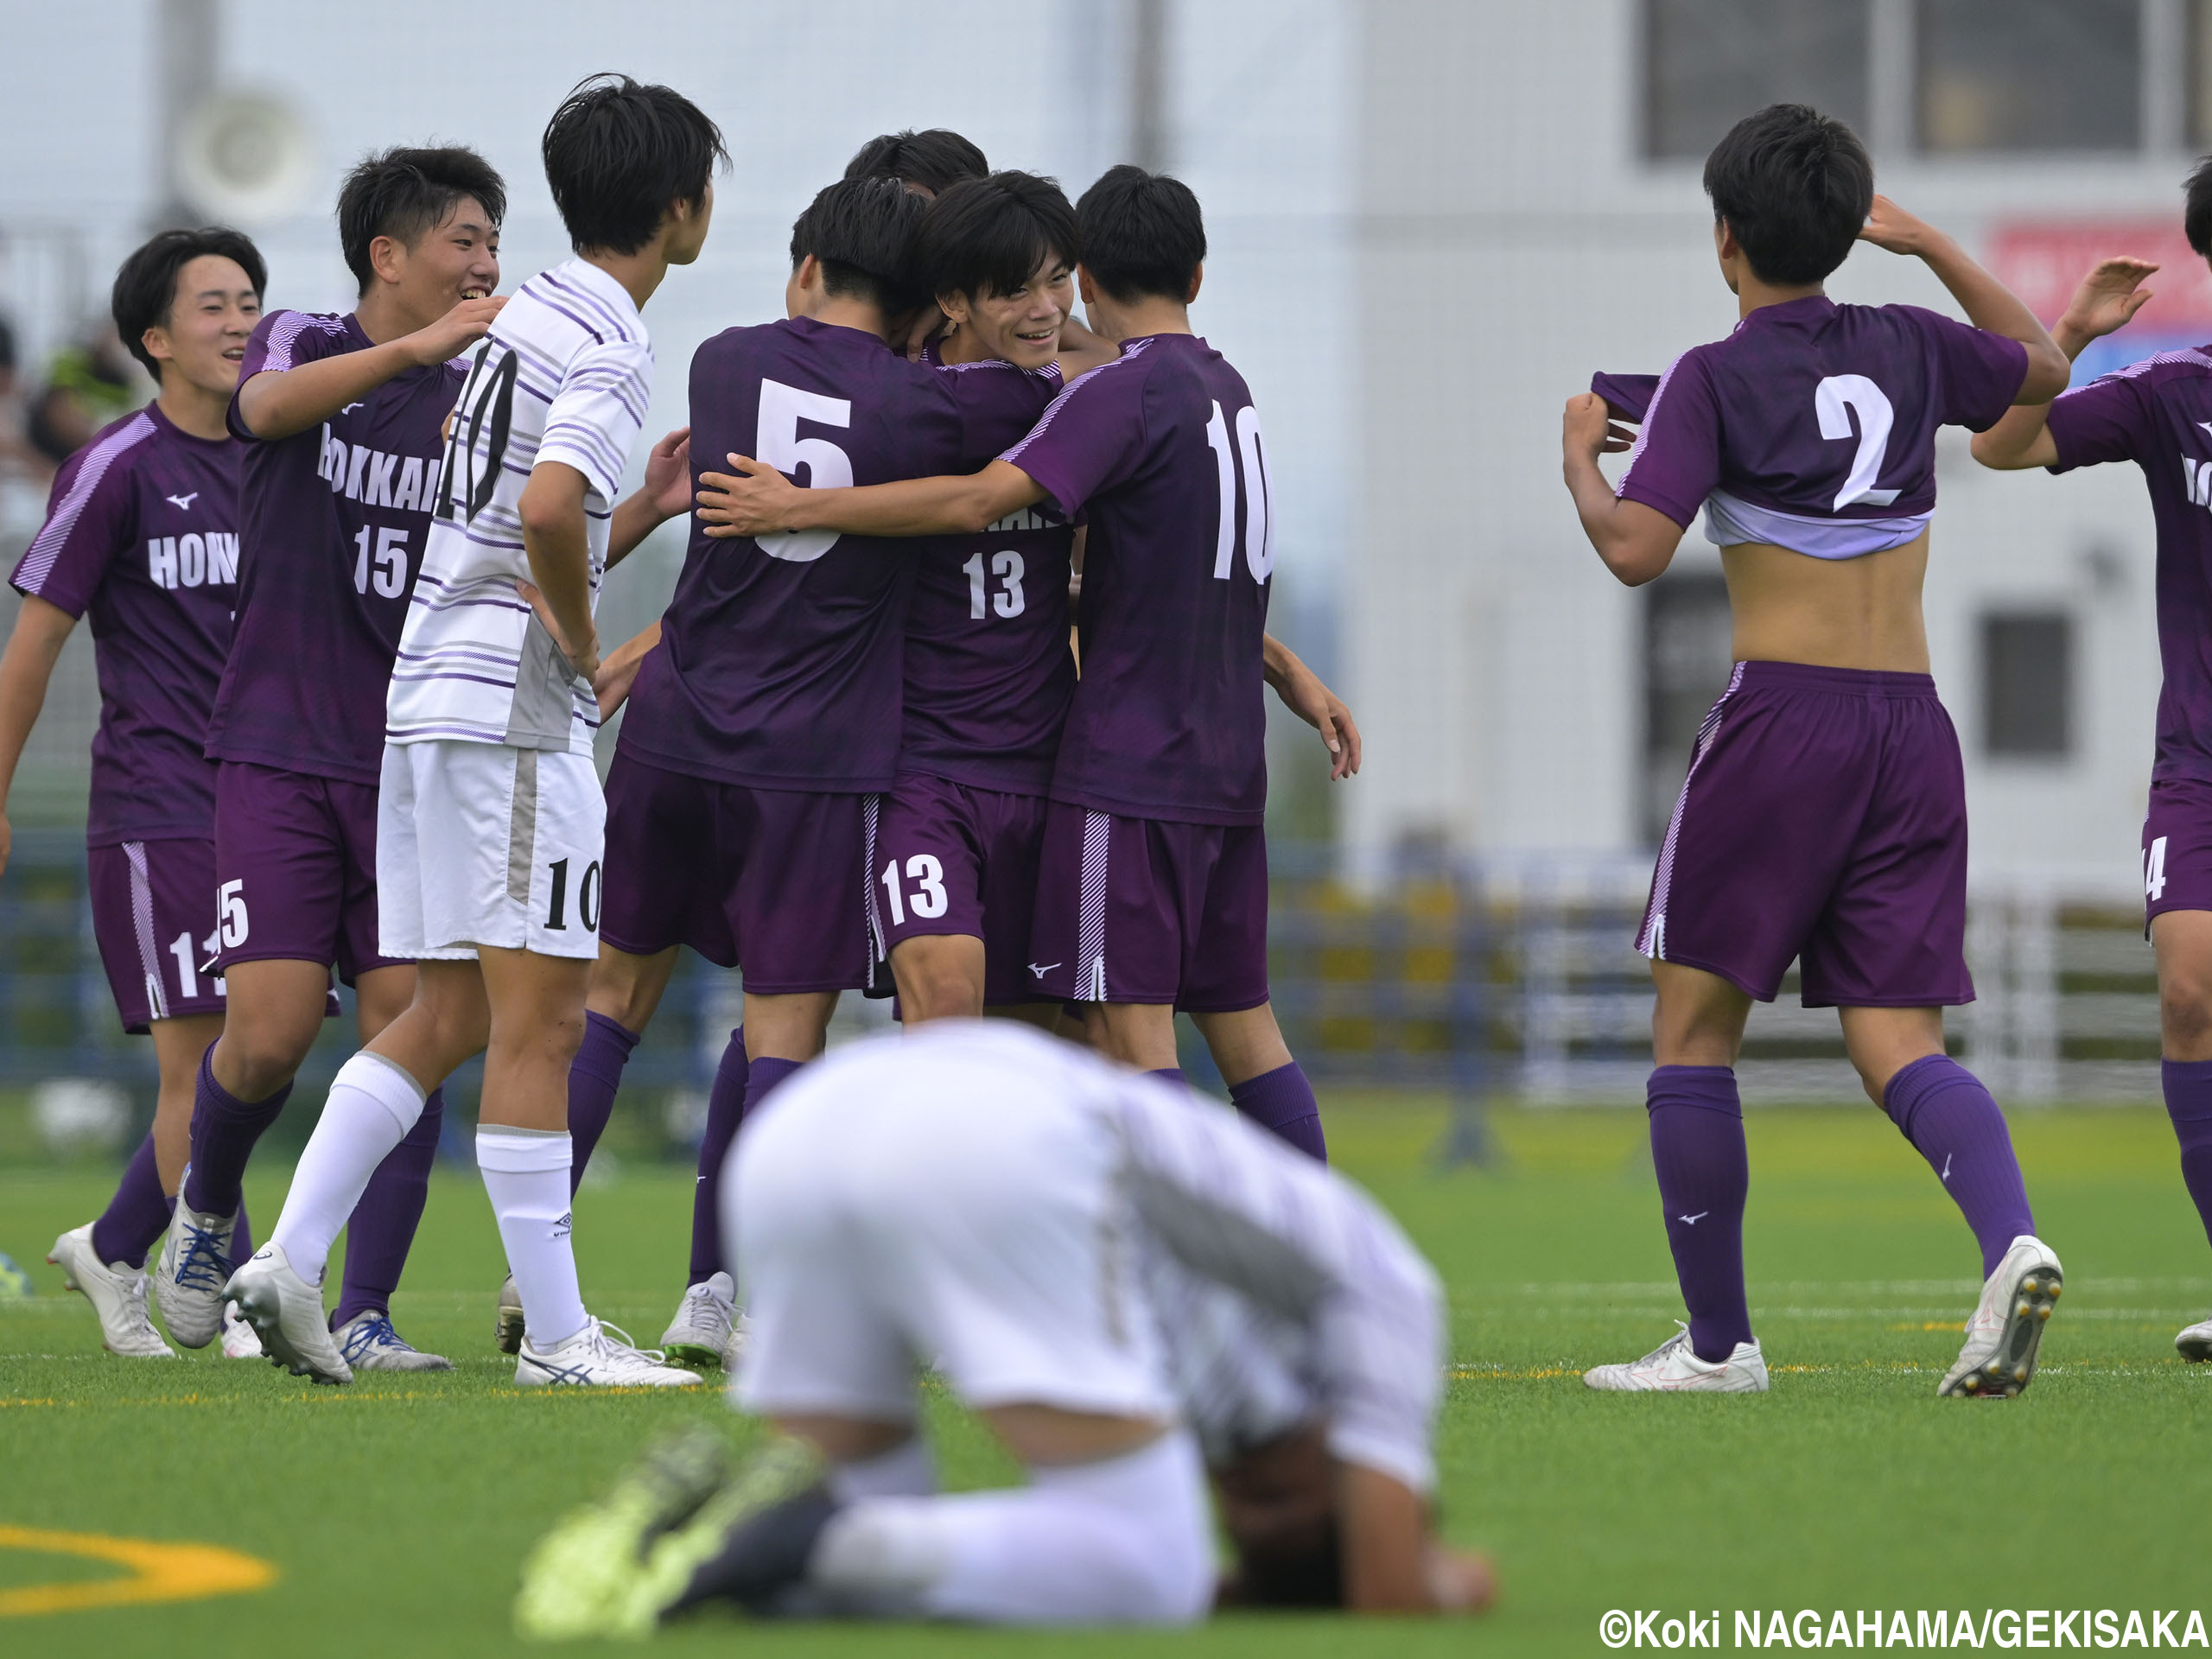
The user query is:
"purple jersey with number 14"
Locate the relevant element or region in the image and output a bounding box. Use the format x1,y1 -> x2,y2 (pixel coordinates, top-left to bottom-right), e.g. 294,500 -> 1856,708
207,310 -> 463,785
1002,334 -> 1274,825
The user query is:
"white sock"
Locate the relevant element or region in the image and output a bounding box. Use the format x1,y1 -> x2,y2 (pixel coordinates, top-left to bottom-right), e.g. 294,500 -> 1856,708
809,1430 -> 1211,1625
830,1435 -> 937,1502
476,1127 -> 588,1347
269,1052 -> 426,1285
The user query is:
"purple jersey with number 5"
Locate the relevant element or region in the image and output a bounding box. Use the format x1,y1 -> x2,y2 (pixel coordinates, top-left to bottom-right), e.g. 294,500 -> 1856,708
206,309 -> 463,785
900,346 -> 1072,795
1614,296 -> 2027,556
620,316 -> 989,794
10,404 -> 238,845
2047,347 -> 2212,782
1002,334 -> 1273,826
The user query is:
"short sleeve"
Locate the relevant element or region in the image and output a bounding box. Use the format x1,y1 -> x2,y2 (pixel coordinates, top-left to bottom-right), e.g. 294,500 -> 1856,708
537,340 -> 653,504
1910,307 -> 2031,432
226,310 -> 353,442
1614,350 -> 1722,529
1000,353 -> 1150,518
2045,370 -> 2154,474
10,416 -> 151,617
1591,371 -> 1660,423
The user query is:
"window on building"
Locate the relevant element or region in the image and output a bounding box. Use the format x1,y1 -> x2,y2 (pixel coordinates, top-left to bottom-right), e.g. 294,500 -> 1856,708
1641,572 -> 1736,845
1919,0 -> 2140,153
1981,612 -> 2075,759
1643,0 -> 1871,160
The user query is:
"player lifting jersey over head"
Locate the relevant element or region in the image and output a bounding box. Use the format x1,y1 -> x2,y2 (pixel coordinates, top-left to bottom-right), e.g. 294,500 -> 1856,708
1560,103 -> 2073,1398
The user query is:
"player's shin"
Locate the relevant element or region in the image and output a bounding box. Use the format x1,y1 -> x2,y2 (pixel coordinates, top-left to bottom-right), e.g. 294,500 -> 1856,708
2160,1059 -> 2212,1251
567,1011 -> 641,1194
269,1052 -> 428,1287
1228,1061 -> 1327,1162
477,1126 -> 588,1348
1880,1055 -> 2036,1276
688,1027 -> 747,1285
181,1042 -> 291,1217
89,1133 -> 173,1269
1648,1065 -> 1753,1362
332,1086 -> 442,1327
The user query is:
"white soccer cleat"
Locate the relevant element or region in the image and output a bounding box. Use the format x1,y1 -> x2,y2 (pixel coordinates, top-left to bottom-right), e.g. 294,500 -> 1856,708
47,1224 -> 175,1358
496,1272 -> 525,1355
1584,1323 -> 1770,1392
152,1185 -> 237,1349
721,1312 -> 751,1374
220,1300 -> 263,1359
2177,1318 -> 2212,1363
224,1243 -> 352,1385
660,1272 -> 737,1370
516,1317 -> 702,1389
334,1310 -> 453,1372
1939,1234 -> 2063,1399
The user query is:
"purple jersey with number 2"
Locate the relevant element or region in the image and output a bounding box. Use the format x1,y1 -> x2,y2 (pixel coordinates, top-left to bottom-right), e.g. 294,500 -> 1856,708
1613,296 -> 2027,557
2047,347 -> 2212,782
1003,334 -> 1274,825
10,404 -> 239,845
207,309 -> 463,785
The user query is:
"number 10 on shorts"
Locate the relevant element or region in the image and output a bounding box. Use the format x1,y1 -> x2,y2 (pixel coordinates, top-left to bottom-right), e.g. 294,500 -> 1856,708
2147,836 -> 2170,903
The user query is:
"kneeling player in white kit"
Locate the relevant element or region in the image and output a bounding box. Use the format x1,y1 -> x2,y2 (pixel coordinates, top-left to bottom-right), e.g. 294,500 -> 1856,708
226,77 -> 724,1387
517,1022 -> 1491,1631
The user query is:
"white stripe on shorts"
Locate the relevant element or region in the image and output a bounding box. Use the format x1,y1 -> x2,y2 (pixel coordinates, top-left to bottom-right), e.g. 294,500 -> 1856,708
1637,661 -> 1747,960
123,841 -> 168,1020
861,791 -> 886,967
505,747 -> 540,906
1077,810 -> 1111,1001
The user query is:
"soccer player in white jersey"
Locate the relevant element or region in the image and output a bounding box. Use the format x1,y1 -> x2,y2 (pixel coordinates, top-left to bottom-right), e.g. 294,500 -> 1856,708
226,77 -> 724,1388
517,1022 -> 1492,1632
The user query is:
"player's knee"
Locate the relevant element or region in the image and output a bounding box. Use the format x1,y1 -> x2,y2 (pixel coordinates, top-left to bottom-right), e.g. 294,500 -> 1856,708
217,1022 -> 316,1097
2161,975 -> 2212,1053
906,964 -> 982,1022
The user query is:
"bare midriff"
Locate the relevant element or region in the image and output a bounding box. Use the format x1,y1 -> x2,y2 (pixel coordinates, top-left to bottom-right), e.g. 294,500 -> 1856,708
1719,529 -> 1931,673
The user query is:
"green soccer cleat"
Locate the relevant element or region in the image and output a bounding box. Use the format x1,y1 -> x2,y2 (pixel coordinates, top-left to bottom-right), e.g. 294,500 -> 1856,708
618,1437 -> 836,1635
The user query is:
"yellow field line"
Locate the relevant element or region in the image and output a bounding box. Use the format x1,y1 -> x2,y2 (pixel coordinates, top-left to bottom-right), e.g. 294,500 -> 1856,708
0,1527 -> 275,1618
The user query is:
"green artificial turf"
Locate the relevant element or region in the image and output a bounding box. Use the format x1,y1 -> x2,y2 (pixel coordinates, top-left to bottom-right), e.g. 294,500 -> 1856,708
3,1097 -> 2209,1656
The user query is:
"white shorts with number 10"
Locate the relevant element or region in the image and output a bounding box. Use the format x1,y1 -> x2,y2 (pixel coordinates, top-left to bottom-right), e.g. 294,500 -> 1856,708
377,739 -> 606,962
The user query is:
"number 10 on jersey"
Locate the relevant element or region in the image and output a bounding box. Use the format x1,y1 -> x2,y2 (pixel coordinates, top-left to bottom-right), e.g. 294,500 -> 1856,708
1205,399 -> 1275,583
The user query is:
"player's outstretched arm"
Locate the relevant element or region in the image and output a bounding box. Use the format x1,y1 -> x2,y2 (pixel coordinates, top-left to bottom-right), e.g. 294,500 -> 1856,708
515,461 -> 601,683
1338,1464 -> 1493,1612
1858,197 -> 2070,404
1561,393 -> 1683,585
234,296 -> 506,441
696,456 -> 1046,540
1263,634 -> 1360,780
0,594 -> 75,880
1974,257 -> 2158,471
607,427 -> 692,569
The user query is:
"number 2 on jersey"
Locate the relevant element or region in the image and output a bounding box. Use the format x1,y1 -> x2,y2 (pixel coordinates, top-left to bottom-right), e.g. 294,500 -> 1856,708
1205,400 -> 1275,582
1815,375 -> 1900,511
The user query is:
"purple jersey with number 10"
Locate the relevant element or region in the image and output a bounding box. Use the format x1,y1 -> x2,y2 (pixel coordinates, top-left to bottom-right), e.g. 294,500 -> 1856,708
207,310 -> 464,785
1614,296 -> 2027,556
1003,334 -> 1274,826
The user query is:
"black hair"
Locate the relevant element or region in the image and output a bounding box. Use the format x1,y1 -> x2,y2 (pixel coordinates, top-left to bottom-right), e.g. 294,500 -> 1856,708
337,146 -> 506,296
2185,155 -> 2212,257
790,176 -> 930,314
916,172 -> 1079,303
843,129 -> 988,197
111,227 -> 267,378
1074,164 -> 1205,303
542,74 -> 728,256
1701,103 -> 1873,287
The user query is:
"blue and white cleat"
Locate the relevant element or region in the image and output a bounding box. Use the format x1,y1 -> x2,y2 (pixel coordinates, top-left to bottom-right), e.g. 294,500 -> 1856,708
516,1317 -> 701,1389
1940,1234 -> 2063,1399
225,1243 -> 351,1385
152,1185 -> 236,1350
334,1309 -> 452,1372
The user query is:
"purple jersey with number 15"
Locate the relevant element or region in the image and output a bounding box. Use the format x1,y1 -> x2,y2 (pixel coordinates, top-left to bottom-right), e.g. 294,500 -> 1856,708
1002,334 -> 1274,826
207,309 -> 463,785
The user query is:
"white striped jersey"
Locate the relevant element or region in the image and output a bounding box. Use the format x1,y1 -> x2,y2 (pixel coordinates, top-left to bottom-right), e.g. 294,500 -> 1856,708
385,258 -> 652,753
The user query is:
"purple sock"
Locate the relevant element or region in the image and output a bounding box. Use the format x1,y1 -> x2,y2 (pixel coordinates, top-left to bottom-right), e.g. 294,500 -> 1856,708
568,1012 -> 640,1196
1146,1067 -> 1187,1087
2161,1059 -> 2212,1255
687,1028 -> 747,1287
1229,1061 -> 1327,1162
232,1198 -> 254,1262
1881,1055 -> 2036,1278
332,1088 -> 444,1328
742,1055 -> 802,1119
90,1134 -> 173,1269
1648,1065 -> 1752,1363
181,1044 -> 289,1217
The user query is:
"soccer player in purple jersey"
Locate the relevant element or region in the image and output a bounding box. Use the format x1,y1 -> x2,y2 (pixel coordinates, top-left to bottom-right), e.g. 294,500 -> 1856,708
2,229 -> 264,1359
699,167 -> 1355,1166
1968,169 -> 2212,1363
1560,105 -> 2073,1396
154,148 -> 510,1372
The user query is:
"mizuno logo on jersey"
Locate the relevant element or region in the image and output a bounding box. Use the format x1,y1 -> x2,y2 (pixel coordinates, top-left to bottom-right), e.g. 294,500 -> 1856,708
1028,962 -> 1061,978
319,425 -> 442,512
164,492 -> 199,512
148,533 -> 238,589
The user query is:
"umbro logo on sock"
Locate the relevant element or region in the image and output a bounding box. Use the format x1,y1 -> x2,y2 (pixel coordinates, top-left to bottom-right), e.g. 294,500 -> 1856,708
1678,1211 -> 1707,1226
553,1211 -> 573,1239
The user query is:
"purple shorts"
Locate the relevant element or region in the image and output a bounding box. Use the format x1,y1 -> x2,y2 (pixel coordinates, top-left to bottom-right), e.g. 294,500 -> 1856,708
872,772 -> 1052,1007
1638,660 -> 1973,1007
1027,803 -> 1270,1011
599,749 -> 871,995
2142,775 -> 2212,931
86,838 -> 226,1033
213,761 -> 405,984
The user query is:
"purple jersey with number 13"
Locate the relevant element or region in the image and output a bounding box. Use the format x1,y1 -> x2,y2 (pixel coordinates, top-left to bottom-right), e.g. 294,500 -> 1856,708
1002,334 -> 1274,825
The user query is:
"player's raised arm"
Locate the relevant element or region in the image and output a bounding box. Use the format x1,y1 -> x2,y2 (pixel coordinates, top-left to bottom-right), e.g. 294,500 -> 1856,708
1858,196 -> 2070,404
234,295 -> 505,440
606,426 -> 692,568
696,454 -> 1046,539
1561,391 -> 1686,585
1974,257 -> 2158,471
